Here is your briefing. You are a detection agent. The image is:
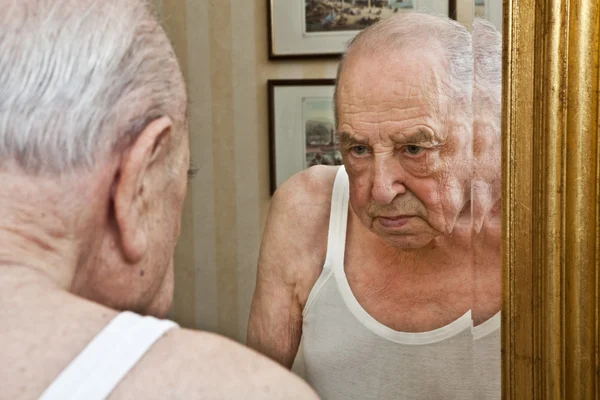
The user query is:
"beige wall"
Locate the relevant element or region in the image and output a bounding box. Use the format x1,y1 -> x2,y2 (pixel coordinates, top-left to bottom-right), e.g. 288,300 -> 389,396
153,0 -> 475,344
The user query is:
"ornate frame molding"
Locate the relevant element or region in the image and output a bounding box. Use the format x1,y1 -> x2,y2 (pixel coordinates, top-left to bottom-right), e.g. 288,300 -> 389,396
503,0 -> 599,397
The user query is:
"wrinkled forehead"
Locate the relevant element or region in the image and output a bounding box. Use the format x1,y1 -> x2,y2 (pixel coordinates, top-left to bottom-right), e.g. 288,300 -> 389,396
336,47 -> 470,145
338,45 -> 452,103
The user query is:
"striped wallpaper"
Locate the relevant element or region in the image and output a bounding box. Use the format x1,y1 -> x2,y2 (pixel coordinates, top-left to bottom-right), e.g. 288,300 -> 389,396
152,0 -> 476,344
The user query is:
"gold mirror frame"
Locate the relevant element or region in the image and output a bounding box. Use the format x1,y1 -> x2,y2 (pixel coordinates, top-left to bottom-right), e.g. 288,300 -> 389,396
502,0 -> 599,397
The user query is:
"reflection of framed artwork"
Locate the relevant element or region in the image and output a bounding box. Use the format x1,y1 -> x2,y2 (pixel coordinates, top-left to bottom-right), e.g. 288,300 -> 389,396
268,79 -> 338,194
268,0 -> 457,59
474,0 -> 486,18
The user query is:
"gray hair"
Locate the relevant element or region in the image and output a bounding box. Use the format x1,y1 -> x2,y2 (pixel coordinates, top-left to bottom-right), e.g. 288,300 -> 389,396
333,13 -> 473,124
472,17 -> 502,132
0,0 -> 186,174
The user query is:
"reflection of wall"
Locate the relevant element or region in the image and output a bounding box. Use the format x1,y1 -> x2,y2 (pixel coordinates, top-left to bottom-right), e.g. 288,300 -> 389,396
486,0 -> 502,32
152,0 -> 476,344
457,0 -> 474,30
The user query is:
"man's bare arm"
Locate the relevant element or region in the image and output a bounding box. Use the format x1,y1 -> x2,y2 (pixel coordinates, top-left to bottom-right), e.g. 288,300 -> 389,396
247,166 -> 337,368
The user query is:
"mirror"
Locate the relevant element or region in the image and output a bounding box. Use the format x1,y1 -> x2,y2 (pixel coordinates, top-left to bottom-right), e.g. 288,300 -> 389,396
252,2 -> 505,399
154,0 -> 507,398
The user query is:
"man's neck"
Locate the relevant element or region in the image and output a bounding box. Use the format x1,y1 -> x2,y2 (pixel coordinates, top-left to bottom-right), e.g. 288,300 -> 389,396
0,262 -> 61,297
0,226 -> 77,291
0,174 -> 82,290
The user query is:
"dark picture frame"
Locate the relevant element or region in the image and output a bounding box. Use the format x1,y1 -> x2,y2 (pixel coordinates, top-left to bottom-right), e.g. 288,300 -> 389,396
268,79 -> 337,195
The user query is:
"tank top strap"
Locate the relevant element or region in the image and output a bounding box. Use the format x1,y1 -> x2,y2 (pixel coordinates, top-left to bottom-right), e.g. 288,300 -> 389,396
323,165 -> 350,271
39,311 -> 178,400
302,166 -> 350,317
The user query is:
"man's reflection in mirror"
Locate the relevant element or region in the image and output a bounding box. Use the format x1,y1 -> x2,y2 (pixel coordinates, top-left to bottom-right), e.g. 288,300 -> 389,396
471,17 -> 502,400
248,13 -> 476,399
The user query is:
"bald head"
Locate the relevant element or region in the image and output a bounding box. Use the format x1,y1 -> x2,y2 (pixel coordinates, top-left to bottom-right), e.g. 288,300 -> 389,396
0,0 -> 186,174
334,13 -> 472,123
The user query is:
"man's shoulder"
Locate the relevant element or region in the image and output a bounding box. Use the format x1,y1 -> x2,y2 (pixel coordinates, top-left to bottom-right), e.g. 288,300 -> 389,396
266,165 -> 340,256
112,328 -> 319,399
270,165 -> 339,220
259,166 -> 339,296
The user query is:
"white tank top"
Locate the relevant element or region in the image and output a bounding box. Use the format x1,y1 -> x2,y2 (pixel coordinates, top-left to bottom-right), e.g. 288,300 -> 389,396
301,166 -> 475,400
472,312 -> 501,400
39,311 -> 178,400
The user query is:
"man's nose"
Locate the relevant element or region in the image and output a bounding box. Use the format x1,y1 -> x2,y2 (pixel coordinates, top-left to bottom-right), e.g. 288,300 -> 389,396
371,156 -> 407,205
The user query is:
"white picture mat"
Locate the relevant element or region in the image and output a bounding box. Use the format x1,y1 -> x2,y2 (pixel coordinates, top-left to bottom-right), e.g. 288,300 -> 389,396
271,0 -> 450,56
273,84 -> 335,188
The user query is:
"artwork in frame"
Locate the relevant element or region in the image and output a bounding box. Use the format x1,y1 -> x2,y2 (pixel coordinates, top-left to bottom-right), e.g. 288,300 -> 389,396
268,79 -> 339,195
474,0 -> 485,18
268,0 -> 457,59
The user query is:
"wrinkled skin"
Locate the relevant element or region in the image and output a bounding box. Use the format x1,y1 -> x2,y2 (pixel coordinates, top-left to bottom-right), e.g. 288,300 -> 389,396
471,92 -> 501,233
336,47 -> 472,250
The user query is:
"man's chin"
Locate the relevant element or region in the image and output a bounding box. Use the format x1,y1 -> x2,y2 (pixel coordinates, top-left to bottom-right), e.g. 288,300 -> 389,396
376,229 -> 438,250
388,238 -> 435,250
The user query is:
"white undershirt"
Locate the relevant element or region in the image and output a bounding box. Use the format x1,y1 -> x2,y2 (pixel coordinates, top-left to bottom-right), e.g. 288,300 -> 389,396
300,166 -> 480,400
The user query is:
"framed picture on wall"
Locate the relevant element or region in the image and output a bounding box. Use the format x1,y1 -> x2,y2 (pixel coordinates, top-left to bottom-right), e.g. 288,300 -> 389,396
474,0 -> 485,18
268,79 -> 338,194
268,0 -> 457,59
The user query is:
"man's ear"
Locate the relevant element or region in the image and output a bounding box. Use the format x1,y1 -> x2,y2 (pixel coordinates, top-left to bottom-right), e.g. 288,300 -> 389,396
112,116 -> 174,263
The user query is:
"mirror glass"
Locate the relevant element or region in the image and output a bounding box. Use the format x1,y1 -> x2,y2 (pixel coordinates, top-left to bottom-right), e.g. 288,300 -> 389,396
272,2 -> 506,399
261,2 -> 506,399
153,0 -> 505,398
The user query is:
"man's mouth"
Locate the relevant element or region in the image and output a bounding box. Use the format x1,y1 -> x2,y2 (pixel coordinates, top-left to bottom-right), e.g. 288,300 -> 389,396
377,215 -> 412,228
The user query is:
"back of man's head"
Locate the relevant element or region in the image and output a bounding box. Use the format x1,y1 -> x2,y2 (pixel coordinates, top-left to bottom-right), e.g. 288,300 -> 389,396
0,0 -> 189,317
0,0 -> 186,175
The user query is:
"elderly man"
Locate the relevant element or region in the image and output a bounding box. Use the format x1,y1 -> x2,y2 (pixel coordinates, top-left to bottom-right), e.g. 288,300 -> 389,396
248,13 -> 482,399
0,1 -> 318,399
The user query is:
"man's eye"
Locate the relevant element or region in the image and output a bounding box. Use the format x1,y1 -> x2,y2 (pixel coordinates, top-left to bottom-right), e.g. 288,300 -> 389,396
405,145 -> 425,156
351,145 -> 369,156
